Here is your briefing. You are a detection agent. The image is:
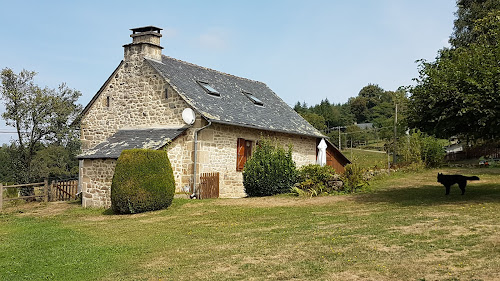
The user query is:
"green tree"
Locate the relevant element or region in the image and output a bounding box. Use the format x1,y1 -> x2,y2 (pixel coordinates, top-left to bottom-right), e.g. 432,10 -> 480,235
300,112 -> 326,131
409,10 -> 500,140
0,145 -> 16,183
450,0 -> 500,48
30,145 -> 79,180
348,84 -> 395,124
0,68 -> 82,186
348,96 -> 368,123
293,101 -> 309,115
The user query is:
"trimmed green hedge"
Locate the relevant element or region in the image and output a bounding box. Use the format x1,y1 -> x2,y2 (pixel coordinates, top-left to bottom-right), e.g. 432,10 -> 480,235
111,149 -> 175,214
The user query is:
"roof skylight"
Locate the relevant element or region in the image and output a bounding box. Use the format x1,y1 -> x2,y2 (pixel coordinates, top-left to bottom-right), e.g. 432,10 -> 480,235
243,92 -> 264,106
197,81 -> 220,96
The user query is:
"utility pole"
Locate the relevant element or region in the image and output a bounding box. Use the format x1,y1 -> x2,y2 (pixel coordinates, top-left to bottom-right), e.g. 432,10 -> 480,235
393,103 -> 398,164
338,126 -> 341,150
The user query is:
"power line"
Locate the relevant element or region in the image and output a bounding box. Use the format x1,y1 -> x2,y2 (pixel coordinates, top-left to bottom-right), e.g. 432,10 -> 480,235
325,126 -> 394,135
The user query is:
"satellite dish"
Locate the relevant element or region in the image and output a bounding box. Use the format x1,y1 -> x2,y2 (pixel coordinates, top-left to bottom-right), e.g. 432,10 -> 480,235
182,108 -> 196,125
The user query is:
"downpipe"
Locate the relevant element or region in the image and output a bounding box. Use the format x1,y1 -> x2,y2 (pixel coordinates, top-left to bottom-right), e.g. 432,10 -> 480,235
192,118 -> 212,199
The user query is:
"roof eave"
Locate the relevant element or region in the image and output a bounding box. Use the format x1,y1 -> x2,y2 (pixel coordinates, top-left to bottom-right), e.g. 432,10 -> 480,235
208,119 -> 325,139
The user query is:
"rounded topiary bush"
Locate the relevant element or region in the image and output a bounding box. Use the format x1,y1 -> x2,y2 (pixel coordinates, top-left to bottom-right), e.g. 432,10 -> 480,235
243,139 -> 297,197
111,149 -> 175,214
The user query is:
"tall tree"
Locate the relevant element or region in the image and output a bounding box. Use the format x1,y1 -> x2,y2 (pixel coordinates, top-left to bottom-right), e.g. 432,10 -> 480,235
450,0 -> 500,48
0,68 -> 82,184
409,9 -> 500,140
348,84 -> 395,124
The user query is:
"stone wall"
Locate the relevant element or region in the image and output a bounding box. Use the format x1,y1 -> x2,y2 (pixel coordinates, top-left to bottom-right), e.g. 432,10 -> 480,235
81,159 -> 116,208
80,59 -> 189,151
196,122 -> 317,198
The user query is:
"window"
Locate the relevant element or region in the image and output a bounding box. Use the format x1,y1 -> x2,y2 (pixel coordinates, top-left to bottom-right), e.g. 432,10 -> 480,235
165,88 -> 169,99
106,96 -> 110,108
236,138 -> 253,171
197,81 -> 220,96
243,92 -> 264,106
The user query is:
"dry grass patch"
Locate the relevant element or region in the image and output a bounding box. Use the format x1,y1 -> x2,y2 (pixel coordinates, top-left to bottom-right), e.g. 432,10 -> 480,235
214,195 -> 350,208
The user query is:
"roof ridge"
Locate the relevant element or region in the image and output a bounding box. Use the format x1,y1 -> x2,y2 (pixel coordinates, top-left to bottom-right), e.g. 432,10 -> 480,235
160,55 -> 265,85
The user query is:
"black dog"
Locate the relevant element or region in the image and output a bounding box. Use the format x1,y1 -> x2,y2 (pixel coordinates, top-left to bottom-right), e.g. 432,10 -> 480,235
437,173 -> 479,195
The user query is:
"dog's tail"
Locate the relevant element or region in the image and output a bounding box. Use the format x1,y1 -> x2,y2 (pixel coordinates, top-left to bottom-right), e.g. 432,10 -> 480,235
466,176 -> 480,181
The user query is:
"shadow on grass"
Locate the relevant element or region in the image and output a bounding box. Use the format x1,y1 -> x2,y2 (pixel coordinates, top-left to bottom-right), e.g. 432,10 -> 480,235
100,198 -> 193,216
354,183 -> 500,207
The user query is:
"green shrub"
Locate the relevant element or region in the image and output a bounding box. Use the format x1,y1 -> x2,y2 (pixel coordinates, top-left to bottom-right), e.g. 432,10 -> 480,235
397,130 -> 445,168
243,139 -> 297,197
342,164 -> 368,193
293,164 -> 342,197
111,149 -> 175,214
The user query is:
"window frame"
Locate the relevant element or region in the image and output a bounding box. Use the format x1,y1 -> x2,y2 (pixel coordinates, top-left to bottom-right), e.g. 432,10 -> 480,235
197,81 -> 220,96
242,91 -> 264,106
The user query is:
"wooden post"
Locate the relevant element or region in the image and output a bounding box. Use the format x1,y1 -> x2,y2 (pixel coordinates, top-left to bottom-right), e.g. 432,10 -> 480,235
393,103 -> 398,164
0,183 -> 3,210
44,179 -> 49,203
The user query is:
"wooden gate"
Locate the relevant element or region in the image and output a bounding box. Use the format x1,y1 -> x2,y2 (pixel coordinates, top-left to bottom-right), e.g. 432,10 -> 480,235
199,172 -> 219,199
53,179 -> 78,201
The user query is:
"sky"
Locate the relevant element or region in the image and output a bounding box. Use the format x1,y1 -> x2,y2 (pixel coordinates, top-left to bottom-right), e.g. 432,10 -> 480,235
0,0 -> 456,144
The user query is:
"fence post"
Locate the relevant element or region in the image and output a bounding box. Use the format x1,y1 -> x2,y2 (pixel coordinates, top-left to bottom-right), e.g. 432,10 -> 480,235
0,183 -> 3,210
44,179 -> 49,203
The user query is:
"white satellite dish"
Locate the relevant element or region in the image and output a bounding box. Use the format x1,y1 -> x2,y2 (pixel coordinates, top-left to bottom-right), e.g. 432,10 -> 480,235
182,108 -> 196,125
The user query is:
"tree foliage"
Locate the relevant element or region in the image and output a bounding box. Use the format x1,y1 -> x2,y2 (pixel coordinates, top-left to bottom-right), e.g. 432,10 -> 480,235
397,130 -> 445,168
0,68 -> 82,185
294,83 -> 408,149
409,7 -> 500,141
450,0 -> 500,48
295,99 -> 355,133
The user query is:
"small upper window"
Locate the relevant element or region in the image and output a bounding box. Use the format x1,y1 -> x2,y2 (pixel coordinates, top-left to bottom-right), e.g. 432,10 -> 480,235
197,81 -> 220,96
243,92 -> 264,106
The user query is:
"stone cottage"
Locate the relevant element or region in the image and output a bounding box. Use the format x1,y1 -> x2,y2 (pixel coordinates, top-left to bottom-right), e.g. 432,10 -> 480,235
78,26 -> 350,208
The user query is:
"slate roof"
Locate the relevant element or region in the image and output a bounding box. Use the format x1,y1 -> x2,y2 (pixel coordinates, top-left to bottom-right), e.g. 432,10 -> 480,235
146,56 -> 324,138
355,123 -> 374,130
78,127 -> 188,159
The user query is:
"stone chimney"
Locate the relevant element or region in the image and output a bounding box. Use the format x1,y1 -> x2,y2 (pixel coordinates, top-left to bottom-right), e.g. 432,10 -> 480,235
123,26 -> 163,61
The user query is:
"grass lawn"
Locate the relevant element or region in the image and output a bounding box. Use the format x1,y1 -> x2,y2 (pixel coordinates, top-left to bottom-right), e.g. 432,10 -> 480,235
1,168 -> 499,280
342,148 -> 389,170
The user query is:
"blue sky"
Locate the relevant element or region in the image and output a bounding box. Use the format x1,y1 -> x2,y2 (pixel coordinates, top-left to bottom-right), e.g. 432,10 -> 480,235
0,0 -> 456,144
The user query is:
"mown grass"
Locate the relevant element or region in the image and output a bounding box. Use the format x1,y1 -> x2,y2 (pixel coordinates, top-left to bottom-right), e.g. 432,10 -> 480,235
1,168 -> 499,280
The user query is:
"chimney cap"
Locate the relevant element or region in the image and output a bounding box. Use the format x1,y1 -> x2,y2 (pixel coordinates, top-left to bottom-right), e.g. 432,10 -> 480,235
130,26 -> 162,34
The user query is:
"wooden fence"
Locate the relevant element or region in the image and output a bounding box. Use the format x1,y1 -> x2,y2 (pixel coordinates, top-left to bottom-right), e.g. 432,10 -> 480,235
0,178 -> 79,210
0,180 -> 49,210
445,147 -> 500,161
53,179 -> 78,201
199,172 -> 219,199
